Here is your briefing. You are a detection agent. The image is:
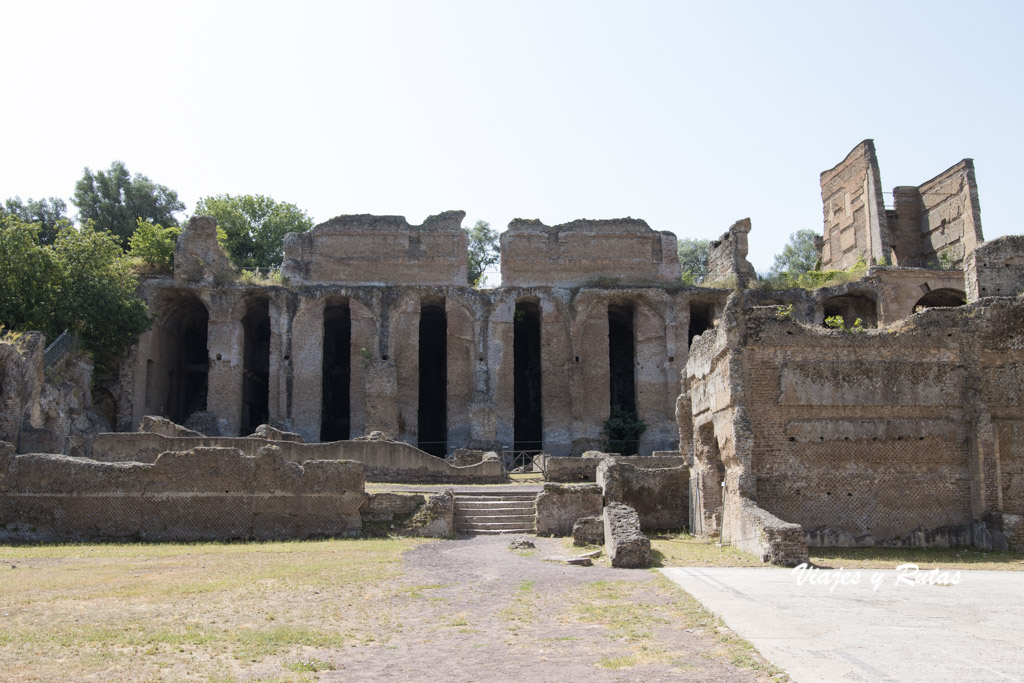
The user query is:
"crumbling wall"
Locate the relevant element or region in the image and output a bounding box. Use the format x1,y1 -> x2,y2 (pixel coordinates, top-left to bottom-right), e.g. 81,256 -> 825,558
281,212 -> 468,286
688,296 -> 1024,551
500,218 -> 680,288
732,498 -> 808,566
534,482 -> 603,536
0,446 -> 366,542
965,236 -> 1024,301
173,216 -> 233,285
891,160 -> 983,267
597,460 -> 689,530
90,432 -> 504,483
820,140 -> 889,270
706,218 -> 756,287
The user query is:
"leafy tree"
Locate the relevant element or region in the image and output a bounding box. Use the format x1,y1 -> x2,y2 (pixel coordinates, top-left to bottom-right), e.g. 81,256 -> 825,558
193,194 -> 312,268
73,161 -> 184,247
769,229 -> 820,278
465,219 -> 500,288
677,238 -> 710,285
128,219 -> 181,273
0,214 -> 150,368
1,196 -> 71,245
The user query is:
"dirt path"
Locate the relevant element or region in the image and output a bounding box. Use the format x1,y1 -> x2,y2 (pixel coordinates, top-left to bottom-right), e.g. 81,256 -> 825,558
320,536 -> 781,682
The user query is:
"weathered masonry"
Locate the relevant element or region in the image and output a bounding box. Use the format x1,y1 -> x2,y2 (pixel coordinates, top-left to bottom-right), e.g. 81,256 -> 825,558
122,213 -> 699,456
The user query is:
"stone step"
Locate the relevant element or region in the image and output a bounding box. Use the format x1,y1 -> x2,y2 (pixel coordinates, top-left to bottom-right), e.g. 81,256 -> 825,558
456,521 -> 537,531
456,528 -> 535,535
455,514 -> 536,523
456,499 -> 536,509
456,492 -> 538,499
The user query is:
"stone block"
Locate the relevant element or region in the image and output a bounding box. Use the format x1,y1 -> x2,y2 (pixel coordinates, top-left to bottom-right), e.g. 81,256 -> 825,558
603,502 -> 650,568
572,516 -> 604,546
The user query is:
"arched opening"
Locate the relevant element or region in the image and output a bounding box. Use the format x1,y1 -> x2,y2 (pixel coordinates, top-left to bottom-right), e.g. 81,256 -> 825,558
241,298 -> 270,435
418,300 -> 447,456
163,294 -> 209,425
913,288 -> 966,312
822,293 -> 877,329
688,302 -> 714,346
513,300 -> 542,453
321,300 -> 351,441
607,302 -> 641,454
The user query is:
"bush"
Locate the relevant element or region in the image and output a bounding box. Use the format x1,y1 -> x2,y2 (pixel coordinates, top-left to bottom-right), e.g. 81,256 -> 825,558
128,219 -> 180,273
600,407 -> 647,455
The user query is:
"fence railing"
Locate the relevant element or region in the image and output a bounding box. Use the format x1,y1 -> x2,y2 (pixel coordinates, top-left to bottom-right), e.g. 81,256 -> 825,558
43,330 -> 78,371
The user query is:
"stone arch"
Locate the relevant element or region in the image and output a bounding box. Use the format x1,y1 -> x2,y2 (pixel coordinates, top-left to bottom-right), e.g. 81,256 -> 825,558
513,296 -> 543,452
241,296 -> 271,434
148,290 -> 209,425
913,288 -> 966,313
821,292 -> 877,329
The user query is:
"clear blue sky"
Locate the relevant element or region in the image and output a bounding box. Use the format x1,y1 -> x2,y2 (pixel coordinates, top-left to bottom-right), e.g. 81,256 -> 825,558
2,1 -> 1021,274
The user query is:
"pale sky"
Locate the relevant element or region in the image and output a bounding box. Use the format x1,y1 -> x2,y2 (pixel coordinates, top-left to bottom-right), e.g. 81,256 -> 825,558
2,1 -> 1021,276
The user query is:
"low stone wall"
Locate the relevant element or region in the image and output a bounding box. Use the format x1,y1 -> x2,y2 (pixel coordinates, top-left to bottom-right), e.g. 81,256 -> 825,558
90,433 -> 504,483
363,492 -> 425,523
402,491 -> 454,538
603,502 -> 650,568
543,454 -> 687,483
730,498 -> 808,567
597,460 -> 689,530
0,446 -> 366,542
534,483 -> 603,536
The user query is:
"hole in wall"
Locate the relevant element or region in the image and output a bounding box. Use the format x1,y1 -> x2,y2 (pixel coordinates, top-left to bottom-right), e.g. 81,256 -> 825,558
241,298 -> 271,435
418,300 -> 447,457
321,300 -> 351,442
513,300 -> 542,453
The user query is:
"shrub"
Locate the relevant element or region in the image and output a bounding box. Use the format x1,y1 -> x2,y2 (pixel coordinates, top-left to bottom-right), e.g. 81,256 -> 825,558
600,407 -> 647,455
128,219 -> 180,273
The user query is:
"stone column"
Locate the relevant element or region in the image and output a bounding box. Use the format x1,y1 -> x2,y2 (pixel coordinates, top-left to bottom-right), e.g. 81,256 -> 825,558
635,298 -> 670,455
392,291 -> 420,444
348,296 -> 379,437
491,293 -> 516,450
289,296 -> 324,442
446,297 -> 475,449
206,293 -> 243,437
568,292 -> 609,453
540,293 -> 573,455
266,293 -> 287,426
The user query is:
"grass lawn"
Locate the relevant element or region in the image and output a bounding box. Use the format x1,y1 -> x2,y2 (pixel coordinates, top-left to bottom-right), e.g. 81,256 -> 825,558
0,538 -> 424,681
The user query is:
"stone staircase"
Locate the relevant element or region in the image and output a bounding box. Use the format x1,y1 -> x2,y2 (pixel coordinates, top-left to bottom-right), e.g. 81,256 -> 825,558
454,491 -> 537,535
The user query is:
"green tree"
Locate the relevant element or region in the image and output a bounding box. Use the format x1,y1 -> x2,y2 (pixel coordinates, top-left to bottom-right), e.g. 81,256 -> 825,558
193,194 -> 312,268
73,161 -> 184,247
677,238 -> 710,285
465,219 -> 500,288
0,214 -> 150,368
769,229 -> 820,279
1,196 -> 71,245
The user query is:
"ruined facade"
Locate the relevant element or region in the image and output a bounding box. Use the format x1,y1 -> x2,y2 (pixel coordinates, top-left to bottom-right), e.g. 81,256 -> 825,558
3,139 -> 1022,558
121,213 -> 703,457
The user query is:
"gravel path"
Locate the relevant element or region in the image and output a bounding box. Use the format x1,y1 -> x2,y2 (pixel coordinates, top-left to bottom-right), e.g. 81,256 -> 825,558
321,535 -> 780,682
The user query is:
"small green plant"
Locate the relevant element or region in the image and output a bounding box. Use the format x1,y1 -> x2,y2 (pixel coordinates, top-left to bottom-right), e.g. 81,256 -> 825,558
937,250 -> 955,270
285,658 -> 336,673
824,315 -> 845,330
775,303 -> 794,321
600,407 -> 647,455
359,347 -> 373,363
128,220 -> 180,274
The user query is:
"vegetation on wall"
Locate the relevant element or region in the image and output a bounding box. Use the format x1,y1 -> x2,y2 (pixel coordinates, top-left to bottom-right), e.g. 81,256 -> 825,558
678,238 -> 710,285
465,219 -> 500,288
194,194 -> 312,269
600,407 -> 647,455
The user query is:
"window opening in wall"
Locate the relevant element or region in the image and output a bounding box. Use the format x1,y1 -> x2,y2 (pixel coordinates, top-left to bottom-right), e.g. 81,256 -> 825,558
321,302 -> 351,441
418,301 -> 447,457
241,299 -> 271,435
513,300 -> 542,452
167,297 -> 209,425
688,302 -> 713,346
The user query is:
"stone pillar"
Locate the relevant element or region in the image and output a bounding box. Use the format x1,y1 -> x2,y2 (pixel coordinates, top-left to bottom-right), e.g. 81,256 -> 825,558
206,293 -> 242,437
568,292 -> 610,453
392,292 -> 420,444
491,293 -> 516,450
348,297 -> 379,437
446,298 -> 475,450
635,298 -> 670,455
266,294 -> 287,426
289,296 -> 324,442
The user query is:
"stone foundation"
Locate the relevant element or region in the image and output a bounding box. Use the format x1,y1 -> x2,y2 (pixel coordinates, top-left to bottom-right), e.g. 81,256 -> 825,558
534,483 -> 603,536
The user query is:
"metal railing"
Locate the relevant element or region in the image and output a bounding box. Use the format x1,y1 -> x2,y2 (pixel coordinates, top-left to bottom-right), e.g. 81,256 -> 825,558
44,330 -> 78,371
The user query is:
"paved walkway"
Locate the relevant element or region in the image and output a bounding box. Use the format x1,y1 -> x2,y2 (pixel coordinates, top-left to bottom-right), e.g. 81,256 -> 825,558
661,566 -> 1024,683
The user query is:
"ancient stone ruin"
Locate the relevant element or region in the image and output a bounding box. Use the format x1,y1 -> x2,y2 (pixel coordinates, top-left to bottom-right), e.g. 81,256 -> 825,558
1,139 -> 1022,561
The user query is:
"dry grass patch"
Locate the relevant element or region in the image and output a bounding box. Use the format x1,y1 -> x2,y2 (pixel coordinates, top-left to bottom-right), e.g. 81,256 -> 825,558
810,546 -> 1024,571
0,537 -> 425,681
649,532 -> 770,568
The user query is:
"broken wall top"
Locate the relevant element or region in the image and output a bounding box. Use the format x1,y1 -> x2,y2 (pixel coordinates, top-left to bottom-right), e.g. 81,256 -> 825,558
281,211 -> 469,286
891,159 -> 983,268
173,216 -> 234,285
820,140 -> 889,270
500,217 -> 680,288
706,218 -> 756,285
